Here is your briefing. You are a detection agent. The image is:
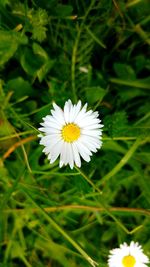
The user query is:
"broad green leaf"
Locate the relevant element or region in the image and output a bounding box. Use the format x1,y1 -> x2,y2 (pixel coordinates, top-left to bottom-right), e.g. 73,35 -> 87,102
113,63 -> 136,80
85,86 -> 107,104
21,45 -> 54,81
20,47 -> 43,76
32,43 -> 48,60
0,30 -> 28,66
6,77 -> 33,98
119,88 -> 147,102
33,43 -> 54,82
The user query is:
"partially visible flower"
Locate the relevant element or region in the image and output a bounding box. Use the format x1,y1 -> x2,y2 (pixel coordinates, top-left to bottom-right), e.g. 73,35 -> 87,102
38,99 -> 103,169
108,241 -> 149,267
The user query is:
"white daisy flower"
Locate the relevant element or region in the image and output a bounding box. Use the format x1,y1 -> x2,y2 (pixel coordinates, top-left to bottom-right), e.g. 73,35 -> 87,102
108,241 -> 149,267
38,99 -> 103,169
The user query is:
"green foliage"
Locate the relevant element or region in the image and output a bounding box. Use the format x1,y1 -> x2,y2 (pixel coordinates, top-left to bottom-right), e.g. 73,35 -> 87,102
0,30 -> 28,66
20,43 -> 54,81
113,63 -> 136,80
6,77 -> 33,98
86,87 -> 107,104
12,3 -> 49,42
30,8 -> 49,42
104,111 -> 128,137
0,0 -> 150,267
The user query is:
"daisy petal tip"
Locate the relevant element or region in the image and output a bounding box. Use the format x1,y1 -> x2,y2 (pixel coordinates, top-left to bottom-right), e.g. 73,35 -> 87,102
70,163 -> 74,169
38,133 -> 43,138
59,160 -> 64,168
76,163 -> 81,168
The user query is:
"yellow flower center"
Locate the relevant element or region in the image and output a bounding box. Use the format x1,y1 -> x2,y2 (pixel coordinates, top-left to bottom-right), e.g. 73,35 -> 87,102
61,123 -> 81,142
122,255 -> 136,267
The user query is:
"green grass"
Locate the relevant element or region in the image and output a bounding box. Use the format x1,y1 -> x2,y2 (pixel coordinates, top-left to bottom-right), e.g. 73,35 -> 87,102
0,0 -> 150,266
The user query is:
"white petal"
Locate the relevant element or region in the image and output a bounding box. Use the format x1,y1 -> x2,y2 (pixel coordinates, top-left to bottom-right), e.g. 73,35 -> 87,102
40,134 -> 61,147
79,137 -> 97,153
39,127 -> 60,134
73,103 -> 88,123
75,141 -> 91,162
78,118 -> 102,128
49,140 -> 63,164
80,135 -> 101,149
68,102 -> 81,123
59,159 -> 64,168
83,123 -> 103,130
72,142 -> 81,167
43,115 -> 62,125
74,109 -> 95,124
40,120 -> 62,130
81,129 -> 102,137
70,100 -> 82,122
64,99 -> 72,123
52,103 -> 66,125
59,142 -> 67,167
53,102 -> 63,113
66,143 -> 74,169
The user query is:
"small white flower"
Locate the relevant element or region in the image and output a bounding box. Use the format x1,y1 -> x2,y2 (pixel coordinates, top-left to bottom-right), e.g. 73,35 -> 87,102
108,241 -> 149,267
38,99 -> 103,169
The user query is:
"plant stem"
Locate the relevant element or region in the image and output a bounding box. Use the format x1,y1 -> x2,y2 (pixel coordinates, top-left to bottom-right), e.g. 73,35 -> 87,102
75,166 -> 102,194
97,138 -> 142,186
71,0 -> 96,102
5,205 -> 150,217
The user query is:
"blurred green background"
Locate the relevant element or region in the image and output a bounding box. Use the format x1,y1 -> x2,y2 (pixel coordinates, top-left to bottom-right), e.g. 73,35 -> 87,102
0,0 -> 150,266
